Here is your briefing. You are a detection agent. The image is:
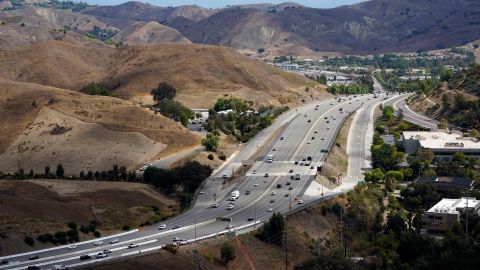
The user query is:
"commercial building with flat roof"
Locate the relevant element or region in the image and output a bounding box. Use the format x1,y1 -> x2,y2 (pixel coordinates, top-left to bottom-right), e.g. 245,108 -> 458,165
422,197 -> 480,232
416,176 -> 474,190
402,131 -> 480,160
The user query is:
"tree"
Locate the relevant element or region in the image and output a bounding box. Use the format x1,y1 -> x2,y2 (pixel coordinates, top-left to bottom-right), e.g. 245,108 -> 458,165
56,164 -> 65,178
318,74 -> 327,85
24,236 -> 34,246
440,68 -> 454,82
259,212 -> 285,243
386,212 -> 407,236
202,132 -> 220,151
364,168 -> 384,183
257,48 -> 265,54
383,106 -> 394,120
220,241 -> 236,264
44,166 -> 50,177
151,82 -> 176,102
470,128 -> 480,138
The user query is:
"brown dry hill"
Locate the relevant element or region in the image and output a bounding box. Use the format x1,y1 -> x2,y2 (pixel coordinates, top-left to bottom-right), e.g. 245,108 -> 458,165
0,179 -> 179,255
111,21 -> 191,45
0,6 -> 118,50
0,40 -> 314,108
0,79 -> 200,174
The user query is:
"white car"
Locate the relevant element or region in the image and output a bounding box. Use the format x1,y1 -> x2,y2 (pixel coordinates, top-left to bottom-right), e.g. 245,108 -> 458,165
67,244 -> 77,250
307,141 -> 311,144
128,243 -> 139,248
297,200 -> 304,204
226,224 -> 234,229
227,204 -> 234,210
178,240 -> 188,246
109,238 -> 119,244
271,191 -> 276,196
267,208 -> 273,212
212,202 -> 220,208
199,191 -> 205,194
158,224 -> 167,230
253,183 -> 258,187
51,265 -> 68,270
96,253 -> 108,259
252,170 -> 257,174
94,240 -> 103,246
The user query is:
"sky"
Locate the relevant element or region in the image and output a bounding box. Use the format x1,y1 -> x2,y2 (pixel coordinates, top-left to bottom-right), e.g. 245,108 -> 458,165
84,0 -> 364,9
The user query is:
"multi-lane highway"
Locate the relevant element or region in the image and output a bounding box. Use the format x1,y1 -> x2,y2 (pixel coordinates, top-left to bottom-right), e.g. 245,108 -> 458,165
0,92 -> 392,270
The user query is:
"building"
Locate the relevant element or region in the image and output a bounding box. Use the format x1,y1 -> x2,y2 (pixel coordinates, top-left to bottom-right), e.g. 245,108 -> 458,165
422,197 -> 480,233
402,131 -> 480,160
416,176 -> 474,190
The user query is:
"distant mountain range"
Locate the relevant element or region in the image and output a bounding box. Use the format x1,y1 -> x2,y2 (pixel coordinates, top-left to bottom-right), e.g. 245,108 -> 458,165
2,0 -> 480,54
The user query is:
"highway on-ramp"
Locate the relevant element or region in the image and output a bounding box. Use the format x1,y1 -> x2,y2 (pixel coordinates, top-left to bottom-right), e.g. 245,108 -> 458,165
0,92 -> 392,270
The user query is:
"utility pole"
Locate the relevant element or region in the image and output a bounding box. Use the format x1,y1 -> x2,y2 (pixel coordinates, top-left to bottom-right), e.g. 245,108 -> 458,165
466,196 -> 469,237
284,230 -> 288,270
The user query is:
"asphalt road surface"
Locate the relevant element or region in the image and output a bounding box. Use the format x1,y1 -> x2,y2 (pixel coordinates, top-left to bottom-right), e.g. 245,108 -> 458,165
0,92 -> 392,270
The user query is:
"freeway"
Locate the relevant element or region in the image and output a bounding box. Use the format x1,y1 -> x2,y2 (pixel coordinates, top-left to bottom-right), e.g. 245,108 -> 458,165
374,78 -> 439,130
0,92 -> 391,270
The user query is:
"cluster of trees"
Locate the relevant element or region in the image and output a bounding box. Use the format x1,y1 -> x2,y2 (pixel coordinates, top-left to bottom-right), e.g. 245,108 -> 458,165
375,71 -> 439,94
328,83 -> 371,95
84,83 -> 112,96
142,161 -> 213,209
34,0 -> 90,11
151,82 -> 193,127
207,98 -> 288,143
27,221 -> 101,246
257,212 -> 285,244
441,92 -> 480,131
202,131 -> 220,151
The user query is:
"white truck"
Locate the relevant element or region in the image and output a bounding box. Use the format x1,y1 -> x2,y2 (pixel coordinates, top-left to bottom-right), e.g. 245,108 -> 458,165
231,190 -> 240,201
267,154 -> 274,163
295,173 -> 301,180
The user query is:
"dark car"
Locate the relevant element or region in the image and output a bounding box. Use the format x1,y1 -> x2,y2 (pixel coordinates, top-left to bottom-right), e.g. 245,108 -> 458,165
288,187 -> 293,190
286,182 -> 291,186
307,119 -> 311,123
245,190 -> 251,195
276,184 -> 282,188
80,255 -> 91,260
27,266 -> 40,270
247,217 -> 255,221
294,161 -> 299,165
289,169 -> 293,173
1,259 -> 9,265
28,255 -> 39,261
172,225 -> 180,230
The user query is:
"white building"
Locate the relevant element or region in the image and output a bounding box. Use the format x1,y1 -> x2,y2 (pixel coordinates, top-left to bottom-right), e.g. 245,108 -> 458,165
402,131 -> 480,160
422,197 -> 480,232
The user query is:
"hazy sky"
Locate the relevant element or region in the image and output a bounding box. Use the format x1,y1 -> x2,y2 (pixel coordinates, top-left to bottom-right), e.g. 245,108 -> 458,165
85,0 -> 364,9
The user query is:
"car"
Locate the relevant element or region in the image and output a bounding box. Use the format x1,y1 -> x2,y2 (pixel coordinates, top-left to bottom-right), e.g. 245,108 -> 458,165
304,114 -> 307,117
178,240 -> 188,246
28,255 -> 39,261
297,200 -> 304,204
253,183 -> 258,187
267,208 -> 273,212
311,136 -> 315,140
102,249 -> 112,254
27,266 -> 40,270
270,199 -> 275,203
110,238 -> 119,244
252,169 -> 256,174
212,202 -> 220,208
271,191 -> 276,195
128,243 -> 139,248
52,265 -> 68,270
294,161 -> 299,165
290,175 -> 294,179
96,253 -> 108,259
327,127 -> 330,130
247,217 -> 255,221
286,182 -> 291,185
324,117 -> 328,119
310,166 -> 314,169
68,244 -> 77,250
245,190 -> 251,195
94,240 -> 103,246
314,130 -> 318,134
172,225 -> 180,230
280,136 -> 284,140
158,224 -> 167,230
289,169 -> 293,173
227,204 -> 234,210
199,190 -> 205,194
307,141 -> 311,144
276,184 -> 282,188
79,255 -> 91,260
316,105 -> 319,108
172,237 -> 182,242
272,148 -> 276,151
226,224 -> 233,229
321,137 -> 325,140
284,193 -> 289,197
315,108 -> 318,110
288,186 -> 293,190
1,259 -> 9,265
264,173 -> 270,177
307,119 -> 312,123
326,120 -> 330,123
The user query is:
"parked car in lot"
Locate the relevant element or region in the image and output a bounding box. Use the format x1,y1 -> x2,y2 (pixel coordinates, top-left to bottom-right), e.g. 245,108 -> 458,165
264,173 -> 270,177
271,191 -> 276,195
